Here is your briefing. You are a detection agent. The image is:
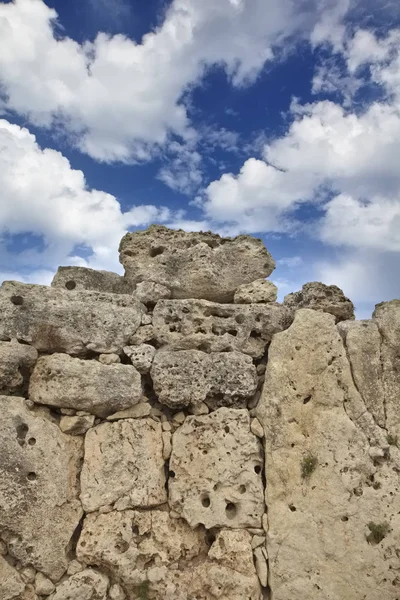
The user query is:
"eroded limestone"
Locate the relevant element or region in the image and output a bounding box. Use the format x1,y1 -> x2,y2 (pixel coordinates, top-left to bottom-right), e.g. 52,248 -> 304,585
284,281 -> 354,322
51,266 -> 132,294
0,340 -> 38,395
234,279 -> 277,304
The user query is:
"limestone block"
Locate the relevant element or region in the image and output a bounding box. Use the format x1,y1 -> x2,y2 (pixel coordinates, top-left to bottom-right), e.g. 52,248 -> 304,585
106,402 -> 151,420
51,266 -> 132,294
49,569 -> 108,600
0,396 -> 82,581
132,281 -> 171,305
29,354 -> 142,418
256,309 -> 400,600
77,510 -> 261,600
234,279 -> 278,304
119,225 -> 275,302
80,419 -> 166,512
0,555 -> 29,600
284,281 -> 354,322
0,282 -> 142,355
123,344 -> 156,373
151,350 -> 257,410
152,299 -> 292,358
35,572 -> 55,595
0,340 -> 38,394
59,414 -> 95,435
169,408 -> 264,529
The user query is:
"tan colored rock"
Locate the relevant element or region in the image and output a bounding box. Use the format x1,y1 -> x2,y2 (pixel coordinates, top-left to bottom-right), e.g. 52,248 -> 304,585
284,281 -> 354,322
80,419 -> 166,512
152,299 -> 292,358
169,408 -> 264,529
48,569 -> 108,600
0,282 -> 142,355
66,560 -> 83,576
234,279 -> 277,304
251,418 -> 264,438
98,353 -> 121,365
0,396 -> 82,581
253,546 -> 268,587
77,509 -> 261,600
123,344 -> 156,373
162,431 -> 172,460
20,566 -> 36,583
51,266 -> 132,294
133,281 -> 171,305
0,555 -> 29,600
35,572 -> 55,595
29,354 -> 142,418
119,225 -> 275,302
59,414 -> 95,435
151,350 -> 257,410
106,402 -> 151,420
108,583 -> 126,600
257,309 -> 399,600
0,340 -> 38,395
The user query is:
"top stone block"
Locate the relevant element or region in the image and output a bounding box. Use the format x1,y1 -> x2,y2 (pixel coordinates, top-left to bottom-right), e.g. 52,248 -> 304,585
119,225 -> 275,303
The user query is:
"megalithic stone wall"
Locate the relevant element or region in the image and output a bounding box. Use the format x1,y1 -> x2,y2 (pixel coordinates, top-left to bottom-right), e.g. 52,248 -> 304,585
0,225 -> 398,600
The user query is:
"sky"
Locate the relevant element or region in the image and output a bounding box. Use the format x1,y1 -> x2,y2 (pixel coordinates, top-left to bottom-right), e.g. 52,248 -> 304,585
0,0 -> 400,317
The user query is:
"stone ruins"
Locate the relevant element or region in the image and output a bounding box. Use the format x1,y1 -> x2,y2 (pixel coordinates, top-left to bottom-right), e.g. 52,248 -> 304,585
0,224 -> 399,600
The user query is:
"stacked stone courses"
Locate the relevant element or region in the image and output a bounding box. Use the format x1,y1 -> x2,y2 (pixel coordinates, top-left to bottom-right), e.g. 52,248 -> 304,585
0,224 -> 398,600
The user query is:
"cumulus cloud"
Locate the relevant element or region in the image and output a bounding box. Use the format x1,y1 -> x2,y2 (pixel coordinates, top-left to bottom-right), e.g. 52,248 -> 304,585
0,119 -> 171,279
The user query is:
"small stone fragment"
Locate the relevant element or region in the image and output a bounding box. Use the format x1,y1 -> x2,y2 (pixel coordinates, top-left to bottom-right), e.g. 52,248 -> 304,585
49,569 -> 108,600
98,353 -> 120,365
172,411 -> 186,424
133,281 -> 171,305
20,566 -> 36,583
0,555 -> 27,600
188,401 -> 210,415
234,279 -> 278,304
29,354 -> 142,418
59,415 -> 95,435
284,281 -> 354,322
141,313 -> 152,325
108,583 -> 126,600
162,431 -> 172,460
251,535 -> 266,549
35,572 -> 55,595
254,546 -> 269,587
250,418 -> 264,438
123,344 -> 156,373
106,402 -> 151,420
66,561 -> 83,576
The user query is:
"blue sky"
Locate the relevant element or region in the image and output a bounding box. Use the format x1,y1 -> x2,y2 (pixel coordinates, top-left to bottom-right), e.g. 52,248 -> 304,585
0,0 -> 400,317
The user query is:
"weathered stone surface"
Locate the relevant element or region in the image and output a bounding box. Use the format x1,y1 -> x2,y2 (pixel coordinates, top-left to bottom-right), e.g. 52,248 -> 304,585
119,225 -> 275,302
49,569 -> 108,600
0,340 -> 38,394
151,350 -> 257,409
106,402 -> 151,421
257,309 -> 399,600
123,344 -> 156,373
59,414 -> 95,435
284,281 -> 354,322
80,419 -> 166,512
77,510 -> 261,600
51,266 -> 132,294
152,299 -> 292,358
0,282 -> 142,355
0,555 -> 32,600
35,572 -> 55,595
234,279 -> 277,304
169,408 -> 264,529
0,396 -> 82,581
98,353 -> 120,365
132,281 -> 171,305
29,354 -> 142,418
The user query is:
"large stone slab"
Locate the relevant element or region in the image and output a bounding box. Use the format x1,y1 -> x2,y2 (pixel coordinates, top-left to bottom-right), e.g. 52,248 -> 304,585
80,419 -> 166,512
77,510 -> 261,600
119,225 -> 275,302
169,408 -> 264,529
152,299 -> 292,358
0,282 -> 142,355
0,340 -> 38,395
0,396 -> 82,581
51,266 -> 132,294
151,350 -> 258,410
29,354 -> 142,418
257,309 -> 400,600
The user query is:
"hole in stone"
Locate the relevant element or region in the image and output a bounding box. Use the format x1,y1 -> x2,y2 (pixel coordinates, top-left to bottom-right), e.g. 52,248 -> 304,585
80,541 -> 86,547
289,505 -> 296,512
303,395 -> 312,405
201,495 -> 211,508
225,502 -> 237,519
224,426 -> 230,434
115,540 -> 129,554
149,246 -> 164,258
132,525 -> 139,535
254,465 -> 262,475
341,516 -> 349,522
239,485 -> 246,494
169,470 -> 175,478
16,423 -> 29,440
250,330 -> 262,339
27,472 -> 37,481
235,314 -> 245,324
65,280 -> 76,290
10,295 -> 24,306
27,438 -> 36,446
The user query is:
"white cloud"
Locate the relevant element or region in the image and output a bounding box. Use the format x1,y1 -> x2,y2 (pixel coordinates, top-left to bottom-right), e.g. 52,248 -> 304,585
0,0 -> 321,163
0,119 -> 171,275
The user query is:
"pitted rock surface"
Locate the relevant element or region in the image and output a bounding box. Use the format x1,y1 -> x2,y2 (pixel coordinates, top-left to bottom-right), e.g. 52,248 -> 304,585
80,419 -> 166,512
284,281 -> 355,322
234,279 -> 278,304
0,282 -> 142,355
51,266 -> 132,294
48,569 -> 109,600
0,555 -> 36,600
119,225 -> 275,302
152,299 -> 292,358
151,350 -> 258,409
29,354 -> 142,418
0,396 -> 82,581
0,340 -> 38,394
169,408 -> 265,529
